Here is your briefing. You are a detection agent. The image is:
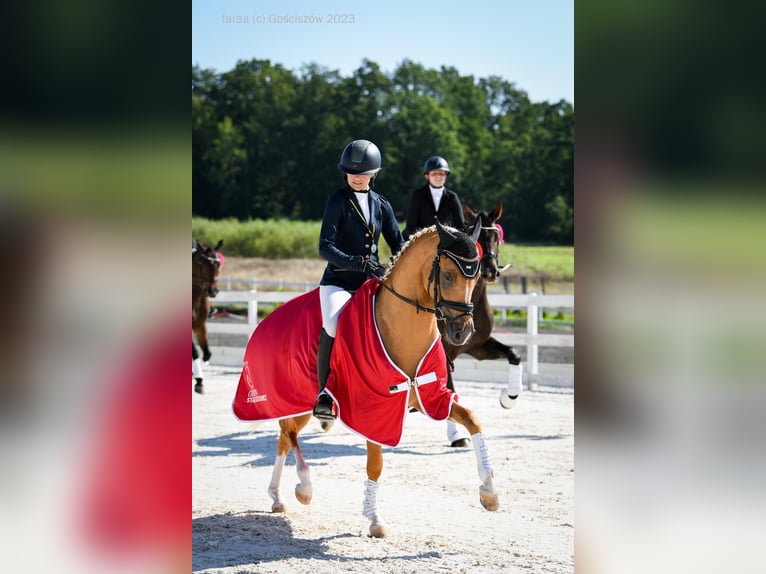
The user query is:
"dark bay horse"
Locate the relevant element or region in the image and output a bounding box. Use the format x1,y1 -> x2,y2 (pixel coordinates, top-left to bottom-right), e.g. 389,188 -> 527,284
233,221 -> 499,537
192,239 -> 222,394
440,202 -> 523,447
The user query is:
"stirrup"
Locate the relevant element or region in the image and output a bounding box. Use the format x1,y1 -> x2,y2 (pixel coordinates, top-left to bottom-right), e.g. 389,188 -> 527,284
312,393 -> 336,421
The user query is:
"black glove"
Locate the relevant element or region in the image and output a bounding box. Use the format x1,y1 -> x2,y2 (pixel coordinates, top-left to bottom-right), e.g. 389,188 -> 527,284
359,257 -> 385,279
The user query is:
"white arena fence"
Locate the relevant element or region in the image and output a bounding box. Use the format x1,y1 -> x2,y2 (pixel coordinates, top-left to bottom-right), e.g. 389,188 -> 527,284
207,290 -> 573,379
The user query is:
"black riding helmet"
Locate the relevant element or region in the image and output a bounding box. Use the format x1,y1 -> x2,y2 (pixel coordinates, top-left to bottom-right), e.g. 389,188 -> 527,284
423,156 -> 450,174
338,139 -> 382,175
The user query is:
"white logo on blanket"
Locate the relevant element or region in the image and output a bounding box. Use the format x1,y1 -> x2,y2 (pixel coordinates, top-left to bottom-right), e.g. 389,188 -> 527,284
247,388 -> 268,403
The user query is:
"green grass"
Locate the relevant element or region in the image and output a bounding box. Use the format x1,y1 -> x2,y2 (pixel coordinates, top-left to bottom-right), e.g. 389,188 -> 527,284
500,244 -> 574,280
193,217 -> 573,279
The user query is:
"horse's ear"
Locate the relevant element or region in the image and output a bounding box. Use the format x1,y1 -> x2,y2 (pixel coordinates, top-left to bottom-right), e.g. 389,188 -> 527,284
491,202 -> 503,221
463,203 -> 477,224
435,218 -> 457,243
470,219 -> 481,242
215,239 -> 223,251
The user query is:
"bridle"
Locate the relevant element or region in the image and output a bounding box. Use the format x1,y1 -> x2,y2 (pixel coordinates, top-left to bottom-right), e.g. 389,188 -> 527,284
475,222 -> 511,276
478,225 -> 500,271
193,251 -> 221,297
379,243 -> 479,326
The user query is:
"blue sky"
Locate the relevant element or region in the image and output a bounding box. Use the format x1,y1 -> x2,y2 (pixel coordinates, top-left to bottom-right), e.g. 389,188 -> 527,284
192,0 -> 573,104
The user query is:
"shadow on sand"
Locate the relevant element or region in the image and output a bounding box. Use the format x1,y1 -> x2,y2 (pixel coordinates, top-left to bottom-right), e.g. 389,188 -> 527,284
192,511 -> 444,572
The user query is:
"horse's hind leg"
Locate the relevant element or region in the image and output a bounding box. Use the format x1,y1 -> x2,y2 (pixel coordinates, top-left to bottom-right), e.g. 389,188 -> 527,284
290,415 -> 313,505
268,415 -> 313,513
363,441 -> 388,538
449,403 -> 499,511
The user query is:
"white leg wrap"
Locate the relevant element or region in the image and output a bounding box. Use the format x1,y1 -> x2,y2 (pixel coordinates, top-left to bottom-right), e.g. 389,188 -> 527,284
362,478 -> 381,518
500,363 -> 523,408
507,363 -> 523,396
294,448 -> 313,503
192,357 -> 203,378
447,420 -> 471,443
362,478 -> 387,537
268,453 -> 287,507
472,433 -> 494,483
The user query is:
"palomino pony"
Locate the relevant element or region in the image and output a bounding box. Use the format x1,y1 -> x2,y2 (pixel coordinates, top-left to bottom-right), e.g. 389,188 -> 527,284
192,239 -> 222,394
233,220 -> 499,538
440,202 -> 523,447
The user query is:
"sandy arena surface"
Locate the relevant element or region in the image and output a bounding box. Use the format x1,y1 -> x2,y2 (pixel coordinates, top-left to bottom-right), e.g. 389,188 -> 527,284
193,367 -> 573,573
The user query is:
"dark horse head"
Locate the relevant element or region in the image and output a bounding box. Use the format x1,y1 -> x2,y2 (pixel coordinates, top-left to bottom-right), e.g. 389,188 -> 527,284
462,202 -> 509,284
192,239 -> 223,298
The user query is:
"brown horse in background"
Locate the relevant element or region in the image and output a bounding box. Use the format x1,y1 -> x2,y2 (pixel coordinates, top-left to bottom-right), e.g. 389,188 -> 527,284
440,202 -> 523,447
192,239 -> 222,394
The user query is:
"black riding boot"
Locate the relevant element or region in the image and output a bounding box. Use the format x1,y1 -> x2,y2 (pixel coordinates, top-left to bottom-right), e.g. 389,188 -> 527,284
312,329 -> 336,420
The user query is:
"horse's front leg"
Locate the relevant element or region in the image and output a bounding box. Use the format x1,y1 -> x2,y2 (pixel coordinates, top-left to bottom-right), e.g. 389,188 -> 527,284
192,321 -> 212,362
194,299 -> 213,361
449,403 -> 499,511
466,338 -> 524,409
363,441 -> 388,538
192,342 -> 204,394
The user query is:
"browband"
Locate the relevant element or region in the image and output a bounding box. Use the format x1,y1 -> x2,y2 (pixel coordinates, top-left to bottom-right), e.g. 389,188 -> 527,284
441,250 -> 480,279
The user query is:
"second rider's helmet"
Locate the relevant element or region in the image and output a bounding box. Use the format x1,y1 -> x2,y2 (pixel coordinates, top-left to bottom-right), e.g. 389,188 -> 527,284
423,156 -> 450,174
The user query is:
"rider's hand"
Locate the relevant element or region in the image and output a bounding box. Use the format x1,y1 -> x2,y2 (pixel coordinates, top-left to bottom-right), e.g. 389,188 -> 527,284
359,257 -> 385,279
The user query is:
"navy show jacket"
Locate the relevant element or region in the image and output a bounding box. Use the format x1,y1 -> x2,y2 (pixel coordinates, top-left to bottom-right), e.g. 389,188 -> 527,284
319,186 -> 405,291
403,184 -> 465,240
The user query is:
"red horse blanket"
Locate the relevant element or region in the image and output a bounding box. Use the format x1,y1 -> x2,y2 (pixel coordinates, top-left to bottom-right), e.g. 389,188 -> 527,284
232,280 -> 457,447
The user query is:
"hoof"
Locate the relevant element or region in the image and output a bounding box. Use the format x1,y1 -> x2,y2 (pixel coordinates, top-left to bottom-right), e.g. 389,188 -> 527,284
499,390 -> 518,409
450,438 -> 471,448
295,484 -> 312,506
194,379 -> 204,394
369,523 -> 388,538
320,419 -> 335,432
479,487 -> 499,511
271,502 -> 286,513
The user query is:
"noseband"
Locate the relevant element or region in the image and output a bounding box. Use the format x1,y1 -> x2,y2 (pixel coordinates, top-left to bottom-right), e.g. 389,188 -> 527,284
380,243 -> 479,325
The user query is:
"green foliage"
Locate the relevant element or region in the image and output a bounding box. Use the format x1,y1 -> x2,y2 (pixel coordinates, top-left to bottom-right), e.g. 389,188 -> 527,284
192,217 -> 321,258
192,59 -> 573,244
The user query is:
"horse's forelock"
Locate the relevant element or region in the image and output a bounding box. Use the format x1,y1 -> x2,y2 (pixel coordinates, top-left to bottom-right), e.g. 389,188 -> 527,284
441,231 -> 478,259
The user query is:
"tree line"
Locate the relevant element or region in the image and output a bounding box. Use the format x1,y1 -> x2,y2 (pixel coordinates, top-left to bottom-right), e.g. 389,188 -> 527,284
193,58 -> 573,243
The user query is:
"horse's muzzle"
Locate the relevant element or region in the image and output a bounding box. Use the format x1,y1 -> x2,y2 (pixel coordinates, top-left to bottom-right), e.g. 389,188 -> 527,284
481,268 -> 498,283
445,317 -> 474,346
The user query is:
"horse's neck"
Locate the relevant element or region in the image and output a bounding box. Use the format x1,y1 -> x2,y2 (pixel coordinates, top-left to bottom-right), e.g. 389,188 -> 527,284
375,295 -> 437,378
375,242 -> 439,377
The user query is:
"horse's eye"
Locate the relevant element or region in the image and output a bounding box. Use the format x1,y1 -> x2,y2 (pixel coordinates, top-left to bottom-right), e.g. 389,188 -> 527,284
442,271 -> 455,284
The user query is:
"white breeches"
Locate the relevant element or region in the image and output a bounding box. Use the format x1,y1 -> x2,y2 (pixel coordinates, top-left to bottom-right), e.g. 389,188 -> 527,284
319,285 -> 353,338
